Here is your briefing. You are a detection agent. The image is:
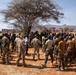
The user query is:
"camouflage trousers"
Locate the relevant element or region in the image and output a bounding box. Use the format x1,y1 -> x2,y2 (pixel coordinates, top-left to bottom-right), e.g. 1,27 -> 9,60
42,44 -> 46,53
66,48 -> 75,64
58,52 -> 65,70
44,48 -> 54,65
53,48 -> 58,64
2,47 -> 9,64
33,48 -> 40,60
16,51 -> 25,66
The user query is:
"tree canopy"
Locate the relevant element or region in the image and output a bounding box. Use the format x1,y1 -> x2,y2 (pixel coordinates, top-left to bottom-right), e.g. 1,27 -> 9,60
1,0 -> 64,36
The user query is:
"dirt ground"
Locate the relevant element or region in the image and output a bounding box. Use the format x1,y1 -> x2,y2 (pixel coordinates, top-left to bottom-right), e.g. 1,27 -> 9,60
0,48 -> 76,75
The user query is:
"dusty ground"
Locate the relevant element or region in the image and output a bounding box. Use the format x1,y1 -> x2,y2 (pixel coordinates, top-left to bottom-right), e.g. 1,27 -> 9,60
0,48 -> 76,75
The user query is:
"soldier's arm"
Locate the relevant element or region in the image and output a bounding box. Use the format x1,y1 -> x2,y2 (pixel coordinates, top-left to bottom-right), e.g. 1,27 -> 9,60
21,41 -> 25,51
57,42 -> 61,52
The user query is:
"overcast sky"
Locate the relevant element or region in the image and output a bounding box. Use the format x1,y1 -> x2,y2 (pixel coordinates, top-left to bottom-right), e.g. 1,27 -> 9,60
0,0 -> 76,30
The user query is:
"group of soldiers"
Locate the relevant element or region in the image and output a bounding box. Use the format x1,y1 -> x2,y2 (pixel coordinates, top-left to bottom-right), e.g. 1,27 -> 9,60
41,32 -> 76,70
31,32 -> 76,70
0,32 -> 76,71
0,33 -> 26,66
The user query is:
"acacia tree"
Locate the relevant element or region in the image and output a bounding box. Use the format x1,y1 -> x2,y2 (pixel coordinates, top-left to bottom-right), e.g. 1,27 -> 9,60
1,0 -> 64,36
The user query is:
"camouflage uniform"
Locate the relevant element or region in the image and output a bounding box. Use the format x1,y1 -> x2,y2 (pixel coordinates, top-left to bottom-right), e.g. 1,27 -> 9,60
58,39 -> 66,70
43,36 -> 54,67
66,39 -> 75,64
72,37 -> 76,59
31,36 -> 41,60
15,35 -> 20,53
0,38 -> 2,55
2,36 -> 10,64
16,37 -> 25,66
42,36 -> 46,52
53,37 -> 60,63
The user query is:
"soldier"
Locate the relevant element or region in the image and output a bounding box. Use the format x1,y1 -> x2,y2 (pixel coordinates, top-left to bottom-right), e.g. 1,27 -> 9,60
42,35 -> 47,53
0,35 -> 2,56
72,35 -> 76,48
53,34 -> 60,64
16,36 -> 26,67
24,36 -> 29,55
57,36 -> 66,70
15,35 -> 20,53
29,32 -> 34,46
72,36 -> 76,60
31,34 -> 41,60
43,35 -> 54,67
11,33 -> 16,52
2,34 -> 10,64
66,36 -> 75,65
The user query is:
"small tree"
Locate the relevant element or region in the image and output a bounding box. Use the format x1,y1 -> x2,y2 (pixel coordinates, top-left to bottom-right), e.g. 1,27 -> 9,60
1,0 -> 64,36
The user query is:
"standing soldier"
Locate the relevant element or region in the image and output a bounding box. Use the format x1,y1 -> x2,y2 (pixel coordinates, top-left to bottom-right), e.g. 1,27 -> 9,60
31,34 -> 41,60
42,35 -> 46,53
11,33 -> 16,52
57,36 -> 66,70
43,36 -> 54,67
0,35 -> 2,56
66,36 -> 75,65
15,35 -> 20,53
72,36 -> 76,47
16,36 -> 26,67
2,34 -> 10,64
53,34 -> 60,64
24,36 -> 29,55
72,35 -> 76,59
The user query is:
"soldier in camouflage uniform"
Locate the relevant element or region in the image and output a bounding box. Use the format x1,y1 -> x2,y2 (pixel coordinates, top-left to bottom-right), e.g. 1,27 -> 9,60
15,35 -> 20,53
66,36 -> 75,65
2,34 -> 10,64
72,36 -> 76,60
53,34 -> 60,64
42,35 -> 46,53
31,34 -> 41,60
43,36 -> 54,67
0,36 -> 2,56
16,36 -> 26,67
58,36 -> 66,70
